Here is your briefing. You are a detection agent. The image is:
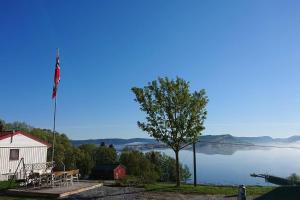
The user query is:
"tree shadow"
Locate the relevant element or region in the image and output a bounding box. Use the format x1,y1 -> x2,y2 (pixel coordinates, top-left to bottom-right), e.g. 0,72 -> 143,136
255,186 -> 300,200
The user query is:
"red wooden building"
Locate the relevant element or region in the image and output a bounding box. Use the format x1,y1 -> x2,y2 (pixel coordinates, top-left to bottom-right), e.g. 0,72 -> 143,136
91,164 -> 126,180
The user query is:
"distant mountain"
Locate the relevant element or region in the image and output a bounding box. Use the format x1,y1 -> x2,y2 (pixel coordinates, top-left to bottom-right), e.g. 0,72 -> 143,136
71,134 -> 300,154
199,134 -> 252,144
236,135 -> 300,144
71,138 -> 158,147
235,136 -> 273,144
274,135 -> 300,143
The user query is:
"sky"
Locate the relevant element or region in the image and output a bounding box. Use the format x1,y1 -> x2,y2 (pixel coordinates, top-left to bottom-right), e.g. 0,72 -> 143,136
1,0 -> 300,139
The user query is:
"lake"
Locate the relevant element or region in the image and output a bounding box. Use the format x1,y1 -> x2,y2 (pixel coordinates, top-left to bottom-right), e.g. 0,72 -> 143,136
147,147 -> 300,186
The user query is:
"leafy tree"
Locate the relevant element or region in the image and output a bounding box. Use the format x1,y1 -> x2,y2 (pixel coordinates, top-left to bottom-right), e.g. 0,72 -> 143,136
132,77 -> 208,186
181,165 -> 192,182
288,173 -> 300,185
119,150 -> 159,183
94,145 -> 117,165
75,148 -> 94,177
0,120 -> 4,131
0,119 -> 33,132
149,152 -> 191,183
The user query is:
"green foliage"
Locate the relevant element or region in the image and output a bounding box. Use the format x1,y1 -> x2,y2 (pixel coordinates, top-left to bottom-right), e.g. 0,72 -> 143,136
145,151 -> 191,182
120,150 -> 190,184
74,148 -> 94,177
0,119 -> 76,171
1,120 -> 33,132
0,118 -> 191,184
132,77 -> 208,186
132,77 -> 208,150
287,173 -> 300,185
94,145 -> 117,165
181,165 -> 192,182
145,183 -> 274,197
120,150 -> 159,183
0,181 -> 18,191
78,144 -> 98,158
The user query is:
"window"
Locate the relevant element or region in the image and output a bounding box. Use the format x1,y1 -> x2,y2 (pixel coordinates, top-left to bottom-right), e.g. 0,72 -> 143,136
9,149 -> 19,161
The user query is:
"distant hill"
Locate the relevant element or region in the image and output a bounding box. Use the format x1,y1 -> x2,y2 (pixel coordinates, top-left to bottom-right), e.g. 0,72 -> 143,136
235,136 -> 274,144
71,138 -> 158,147
236,135 -> 300,144
71,134 -> 300,154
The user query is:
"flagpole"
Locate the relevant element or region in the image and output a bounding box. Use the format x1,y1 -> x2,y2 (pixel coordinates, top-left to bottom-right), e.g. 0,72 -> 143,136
51,48 -> 59,165
51,96 -> 57,164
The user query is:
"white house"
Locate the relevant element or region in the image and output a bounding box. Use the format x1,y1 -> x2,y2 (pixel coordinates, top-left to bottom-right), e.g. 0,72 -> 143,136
0,130 -> 50,181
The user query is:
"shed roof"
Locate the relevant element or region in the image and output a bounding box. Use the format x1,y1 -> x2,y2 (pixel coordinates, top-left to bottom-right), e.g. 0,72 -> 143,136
0,130 -> 51,147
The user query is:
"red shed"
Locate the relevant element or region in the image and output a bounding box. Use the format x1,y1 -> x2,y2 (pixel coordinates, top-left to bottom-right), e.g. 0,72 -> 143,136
91,164 -> 126,180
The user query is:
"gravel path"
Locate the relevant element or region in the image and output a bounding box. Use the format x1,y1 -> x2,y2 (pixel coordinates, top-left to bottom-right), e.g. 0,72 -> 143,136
65,186 -> 256,200
65,186 -> 144,200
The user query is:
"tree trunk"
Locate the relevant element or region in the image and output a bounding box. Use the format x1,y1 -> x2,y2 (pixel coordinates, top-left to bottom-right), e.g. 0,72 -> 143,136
175,150 -> 180,187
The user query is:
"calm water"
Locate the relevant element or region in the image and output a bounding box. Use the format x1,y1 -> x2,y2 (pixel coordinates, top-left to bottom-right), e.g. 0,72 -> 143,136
148,148 -> 300,186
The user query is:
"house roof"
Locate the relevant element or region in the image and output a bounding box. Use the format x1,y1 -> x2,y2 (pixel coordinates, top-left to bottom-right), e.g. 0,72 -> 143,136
0,130 -> 51,147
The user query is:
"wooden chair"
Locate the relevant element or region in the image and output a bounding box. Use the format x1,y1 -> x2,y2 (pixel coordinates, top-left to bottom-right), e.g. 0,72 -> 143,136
51,171 -> 64,187
63,170 -> 74,186
72,169 -> 80,183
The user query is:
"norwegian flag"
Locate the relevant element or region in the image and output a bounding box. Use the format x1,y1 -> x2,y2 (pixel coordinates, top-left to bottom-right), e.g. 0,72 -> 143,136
52,56 -> 60,99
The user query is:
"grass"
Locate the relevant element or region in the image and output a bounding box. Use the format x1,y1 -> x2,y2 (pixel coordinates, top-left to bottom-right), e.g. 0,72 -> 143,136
145,182 -> 275,197
0,181 -> 47,200
0,180 -> 18,191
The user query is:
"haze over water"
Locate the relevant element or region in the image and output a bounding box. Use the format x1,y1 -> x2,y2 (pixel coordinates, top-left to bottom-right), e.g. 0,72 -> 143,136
154,147 -> 300,185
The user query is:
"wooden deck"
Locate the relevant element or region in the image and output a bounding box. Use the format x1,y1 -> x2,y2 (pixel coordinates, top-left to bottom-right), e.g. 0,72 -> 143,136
6,181 -> 103,198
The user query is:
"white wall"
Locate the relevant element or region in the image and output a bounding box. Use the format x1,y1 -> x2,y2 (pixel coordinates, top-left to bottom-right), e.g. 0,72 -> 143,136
0,134 -> 48,181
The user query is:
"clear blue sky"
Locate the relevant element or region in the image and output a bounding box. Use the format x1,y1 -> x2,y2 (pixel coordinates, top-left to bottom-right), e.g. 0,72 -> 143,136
1,0 -> 300,139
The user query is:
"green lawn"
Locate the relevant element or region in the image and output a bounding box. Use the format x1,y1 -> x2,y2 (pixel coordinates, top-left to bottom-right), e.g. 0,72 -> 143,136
145,183 -> 275,197
0,181 -> 18,191
0,181 -> 45,200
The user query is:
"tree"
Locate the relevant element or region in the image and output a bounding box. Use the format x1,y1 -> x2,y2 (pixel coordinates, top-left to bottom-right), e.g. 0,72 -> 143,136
75,148 -> 94,178
0,119 -> 4,131
94,145 -> 117,165
288,173 -> 300,185
132,77 -> 208,186
119,150 -> 159,183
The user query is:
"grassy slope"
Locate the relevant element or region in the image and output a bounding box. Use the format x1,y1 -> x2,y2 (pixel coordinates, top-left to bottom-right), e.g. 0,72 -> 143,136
145,183 -> 275,196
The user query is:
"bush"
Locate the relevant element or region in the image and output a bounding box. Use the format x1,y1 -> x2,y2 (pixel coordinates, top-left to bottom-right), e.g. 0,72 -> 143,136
120,150 -> 191,184
145,151 -> 191,183
287,173 -> 300,185
119,150 -> 160,183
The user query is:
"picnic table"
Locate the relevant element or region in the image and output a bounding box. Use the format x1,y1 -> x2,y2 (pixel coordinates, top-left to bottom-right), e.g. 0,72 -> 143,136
25,169 -> 80,188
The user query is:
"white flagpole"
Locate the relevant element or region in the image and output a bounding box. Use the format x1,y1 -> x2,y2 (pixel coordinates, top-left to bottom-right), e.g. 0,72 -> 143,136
51,48 -> 59,165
